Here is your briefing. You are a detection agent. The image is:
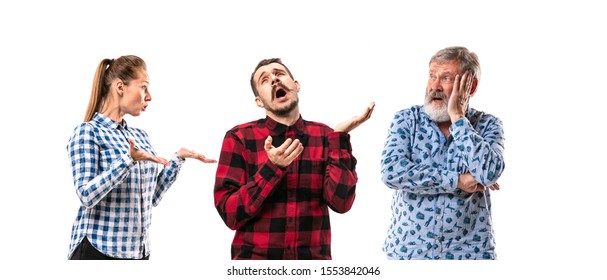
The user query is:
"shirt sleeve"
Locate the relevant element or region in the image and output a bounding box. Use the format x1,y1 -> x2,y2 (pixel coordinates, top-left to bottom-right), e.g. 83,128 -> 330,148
67,123 -> 134,208
449,116 -> 505,186
213,131 -> 286,230
152,153 -> 185,206
323,132 -> 357,213
380,110 -> 459,194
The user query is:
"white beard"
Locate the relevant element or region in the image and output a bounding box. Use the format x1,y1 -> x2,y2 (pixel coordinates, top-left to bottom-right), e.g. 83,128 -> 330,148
423,102 -> 450,122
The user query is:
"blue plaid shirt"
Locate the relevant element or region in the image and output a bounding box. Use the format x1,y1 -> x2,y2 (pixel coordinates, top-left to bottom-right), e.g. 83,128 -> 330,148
67,112 -> 184,259
380,106 -> 505,260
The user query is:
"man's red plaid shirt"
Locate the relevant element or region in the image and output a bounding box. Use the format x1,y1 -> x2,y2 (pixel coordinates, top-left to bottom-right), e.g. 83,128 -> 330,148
214,116 -> 358,260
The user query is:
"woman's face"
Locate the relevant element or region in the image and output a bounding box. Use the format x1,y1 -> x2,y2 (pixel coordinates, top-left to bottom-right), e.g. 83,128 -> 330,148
121,68 -> 151,117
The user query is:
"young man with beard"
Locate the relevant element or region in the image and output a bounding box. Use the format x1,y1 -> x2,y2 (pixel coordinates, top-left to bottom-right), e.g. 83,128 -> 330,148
214,58 -> 375,260
380,46 -> 505,260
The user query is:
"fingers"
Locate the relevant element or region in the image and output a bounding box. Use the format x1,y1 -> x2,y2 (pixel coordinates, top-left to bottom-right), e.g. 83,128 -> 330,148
453,73 -> 462,99
474,183 -> 486,192
276,138 -> 302,159
142,151 -> 169,166
278,138 -> 294,151
193,154 -> 217,163
357,102 -> 375,122
128,138 -> 141,161
192,151 -> 218,163
200,157 -> 218,163
369,101 -> 376,110
466,73 -> 473,94
335,102 -> 376,133
475,182 -> 501,192
448,72 -> 472,122
281,140 -> 303,166
457,174 -> 498,193
458,72 -> 466,93
128,138 -> 137,149
282,139 -> 303,159
464,74 -> 472,103
176,147 -> 218,163
265,137 -> 303,168
459,72 -> 472,104
264,136 -> 273,152
143,153 -> 169,166
361,101 -> 375,121
156,156 -> 170,166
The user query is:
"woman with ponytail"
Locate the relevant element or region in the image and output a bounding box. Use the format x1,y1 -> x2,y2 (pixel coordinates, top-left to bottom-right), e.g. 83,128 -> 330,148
66,55 -> 216,260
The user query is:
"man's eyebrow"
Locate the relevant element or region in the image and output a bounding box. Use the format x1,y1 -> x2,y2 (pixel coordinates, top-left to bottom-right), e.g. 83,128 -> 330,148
258,68 -> 286,81
431,70 -> 455,75
257,70 -> 268,81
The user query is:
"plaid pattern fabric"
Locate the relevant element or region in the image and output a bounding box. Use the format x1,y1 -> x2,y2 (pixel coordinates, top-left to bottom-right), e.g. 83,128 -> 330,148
66,112 -> 184,259
214,116 -> 358,260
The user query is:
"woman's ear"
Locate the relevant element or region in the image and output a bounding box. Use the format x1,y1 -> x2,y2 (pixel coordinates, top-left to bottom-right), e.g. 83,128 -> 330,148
115,80 -> 125,96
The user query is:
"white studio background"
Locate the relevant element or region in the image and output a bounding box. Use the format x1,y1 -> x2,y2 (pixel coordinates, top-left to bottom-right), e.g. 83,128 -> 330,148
0,0 -> 604,279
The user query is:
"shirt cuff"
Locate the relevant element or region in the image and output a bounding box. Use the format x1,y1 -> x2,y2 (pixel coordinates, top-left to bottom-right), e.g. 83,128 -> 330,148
172,153 -> 186,166
254,161 -> 286,200
121,153 -> 135,167
449,117 -> 472,140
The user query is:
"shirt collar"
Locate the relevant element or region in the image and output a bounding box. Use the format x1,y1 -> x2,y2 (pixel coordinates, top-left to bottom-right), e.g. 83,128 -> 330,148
92,112 -> 129,130
263,115 -> 305,136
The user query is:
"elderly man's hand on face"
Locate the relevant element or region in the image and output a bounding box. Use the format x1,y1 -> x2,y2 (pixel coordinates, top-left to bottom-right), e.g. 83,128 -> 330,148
448,72 -> 474,123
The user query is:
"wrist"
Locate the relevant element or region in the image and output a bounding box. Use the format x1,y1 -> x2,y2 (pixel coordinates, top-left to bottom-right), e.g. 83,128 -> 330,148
450,114 -> 463,124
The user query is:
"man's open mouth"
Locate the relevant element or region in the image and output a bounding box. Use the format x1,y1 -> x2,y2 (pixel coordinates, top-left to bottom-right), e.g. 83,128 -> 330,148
275,88 -> 287,99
